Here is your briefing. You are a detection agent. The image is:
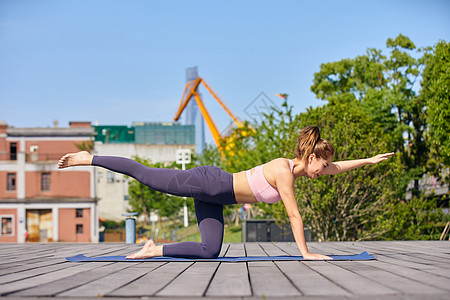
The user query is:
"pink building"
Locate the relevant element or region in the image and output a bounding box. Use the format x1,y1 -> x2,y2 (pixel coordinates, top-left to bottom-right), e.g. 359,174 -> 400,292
0,121 -> 98,243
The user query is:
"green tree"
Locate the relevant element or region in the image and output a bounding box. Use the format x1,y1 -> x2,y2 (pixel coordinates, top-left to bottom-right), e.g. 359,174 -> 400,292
200,96 -> 408,241
282,101 -> 405,241
311,34 -> 428,196
421,40 -> 450,171
374,196 -> 444,240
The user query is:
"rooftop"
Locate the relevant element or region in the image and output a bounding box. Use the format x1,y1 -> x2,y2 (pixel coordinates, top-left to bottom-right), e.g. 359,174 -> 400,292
0,241 -> 448,299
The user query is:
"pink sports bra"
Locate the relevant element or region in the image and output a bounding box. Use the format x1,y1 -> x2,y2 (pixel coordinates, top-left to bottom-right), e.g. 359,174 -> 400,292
245,160 -> 294,203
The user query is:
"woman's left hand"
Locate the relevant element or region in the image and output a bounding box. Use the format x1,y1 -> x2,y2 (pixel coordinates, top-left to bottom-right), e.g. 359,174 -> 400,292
367,152 -> 395,165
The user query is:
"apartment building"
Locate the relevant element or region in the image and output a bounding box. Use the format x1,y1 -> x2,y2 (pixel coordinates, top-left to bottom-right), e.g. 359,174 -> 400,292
0,121 -> 98,243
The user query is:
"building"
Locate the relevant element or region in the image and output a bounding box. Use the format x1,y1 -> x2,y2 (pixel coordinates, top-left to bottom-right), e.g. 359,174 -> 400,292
0,121 -> 98,243
93,122 -> 195,222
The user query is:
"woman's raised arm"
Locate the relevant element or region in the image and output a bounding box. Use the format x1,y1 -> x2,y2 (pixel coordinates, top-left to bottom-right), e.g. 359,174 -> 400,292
323,152 -> 395,176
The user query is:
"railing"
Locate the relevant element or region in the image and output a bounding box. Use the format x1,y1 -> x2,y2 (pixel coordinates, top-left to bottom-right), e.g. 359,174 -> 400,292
25,153 -> 64,162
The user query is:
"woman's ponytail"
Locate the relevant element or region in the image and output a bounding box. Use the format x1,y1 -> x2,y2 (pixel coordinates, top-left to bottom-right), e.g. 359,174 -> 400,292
295,126 -> 321,161
295,126 -> 334,162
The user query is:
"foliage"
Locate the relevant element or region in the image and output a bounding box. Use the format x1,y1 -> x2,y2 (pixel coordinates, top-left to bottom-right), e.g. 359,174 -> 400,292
311,34 -> 428,197
273,100 -> 406,241
200,96 -> 408,241
101,219 -> 124,229
421,40 -> 450,171
373,197 -> 445,240
127,156 -> 195,226
74,140 -> 94,152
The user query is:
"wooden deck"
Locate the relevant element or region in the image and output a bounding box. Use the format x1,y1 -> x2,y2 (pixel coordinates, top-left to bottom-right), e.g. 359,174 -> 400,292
0,241 -> 449,299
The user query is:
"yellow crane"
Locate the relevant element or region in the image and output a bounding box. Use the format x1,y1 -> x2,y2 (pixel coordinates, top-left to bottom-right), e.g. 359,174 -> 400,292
173,77 -> 245,150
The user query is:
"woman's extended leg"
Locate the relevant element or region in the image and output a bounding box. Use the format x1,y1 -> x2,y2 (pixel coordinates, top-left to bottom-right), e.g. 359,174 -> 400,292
59,152 -> 203,198
58,152 -> 236,203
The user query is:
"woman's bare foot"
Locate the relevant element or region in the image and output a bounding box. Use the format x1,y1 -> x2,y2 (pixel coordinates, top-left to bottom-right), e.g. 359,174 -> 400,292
58,151 -> 93,169
126,240 -> 163,259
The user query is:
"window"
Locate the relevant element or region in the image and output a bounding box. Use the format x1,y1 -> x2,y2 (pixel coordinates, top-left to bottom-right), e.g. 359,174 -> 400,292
106,171 -> 115,183
76,224 -> 83,234
76,209 -> 83,218
97,171 -> 103,183
7,173 -> 16,191
10,143 -> 17,160
1,216 -> 14,236
41,173 -> 51,191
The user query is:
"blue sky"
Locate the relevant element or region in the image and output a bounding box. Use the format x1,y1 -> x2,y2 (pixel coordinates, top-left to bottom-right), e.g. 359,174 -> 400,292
1,0 -> 449,143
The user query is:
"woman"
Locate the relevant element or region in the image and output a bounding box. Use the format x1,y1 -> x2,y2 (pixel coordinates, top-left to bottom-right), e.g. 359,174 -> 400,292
58,126 -> 394,260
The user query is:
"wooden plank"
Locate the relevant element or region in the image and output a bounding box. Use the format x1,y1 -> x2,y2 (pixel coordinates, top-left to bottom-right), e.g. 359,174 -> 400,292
9,262 -> 133,297
303,261 -> 398,296
205,262 -> 252,297
0,260 -> 70,284
330,260 -> 447,295
224,242 -> 245,257
394,253 -> 450,268
220,243 -> 230,257
274,243 -> 351,296
274,242 -> 302,256
307,241 -> 450,286
244,243 -> 267,256
156,262 -> 219,297
245,242 -> 301,297
258,242 -> 287,256
369,260 -> 450,292
58,263 -> 164,297
205,243 -> 251,297
248,261 -> 301,297
107,262 -> 192,297
323,241 -> 447,270
376,254 -> 440,270
423,268 -> 450,279
0,257 -> 64,276
275,261 -> 350,297
0,262 -> 113,296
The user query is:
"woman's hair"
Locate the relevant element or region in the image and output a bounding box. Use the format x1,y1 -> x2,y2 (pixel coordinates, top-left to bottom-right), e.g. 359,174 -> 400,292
294,126 -> 335,162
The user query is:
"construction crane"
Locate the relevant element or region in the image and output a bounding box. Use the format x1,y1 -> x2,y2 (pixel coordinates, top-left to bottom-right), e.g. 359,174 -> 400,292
173,77 -> 245,150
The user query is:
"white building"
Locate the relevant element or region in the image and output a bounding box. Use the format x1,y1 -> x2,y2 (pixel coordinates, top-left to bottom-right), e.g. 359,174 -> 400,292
93,123 -> 195,222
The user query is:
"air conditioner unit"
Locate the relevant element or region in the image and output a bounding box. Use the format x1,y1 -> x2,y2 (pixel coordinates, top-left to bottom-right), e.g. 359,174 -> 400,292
30,145 -> 39,152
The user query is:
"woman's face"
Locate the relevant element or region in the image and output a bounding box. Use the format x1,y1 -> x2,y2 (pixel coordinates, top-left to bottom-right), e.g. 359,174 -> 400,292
306,154 -> 332,179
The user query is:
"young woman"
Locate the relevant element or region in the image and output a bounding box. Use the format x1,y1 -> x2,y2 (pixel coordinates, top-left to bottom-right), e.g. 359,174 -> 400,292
58,126 -> 393,260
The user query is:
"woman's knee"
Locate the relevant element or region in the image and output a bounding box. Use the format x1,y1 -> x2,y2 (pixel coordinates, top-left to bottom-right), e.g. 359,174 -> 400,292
201,243 -> 221,259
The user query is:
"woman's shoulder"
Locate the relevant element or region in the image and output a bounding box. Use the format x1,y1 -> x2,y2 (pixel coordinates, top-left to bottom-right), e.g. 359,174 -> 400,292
265,158 -> 293,173
266,157 -> 292,166
263,158 -> 294,184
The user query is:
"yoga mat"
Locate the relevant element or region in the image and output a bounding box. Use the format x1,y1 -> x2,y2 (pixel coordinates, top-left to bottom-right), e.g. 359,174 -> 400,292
66,251 -> 375,262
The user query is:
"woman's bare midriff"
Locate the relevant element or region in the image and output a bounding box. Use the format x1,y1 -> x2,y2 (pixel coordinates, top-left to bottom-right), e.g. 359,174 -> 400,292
232,172 -> 259,204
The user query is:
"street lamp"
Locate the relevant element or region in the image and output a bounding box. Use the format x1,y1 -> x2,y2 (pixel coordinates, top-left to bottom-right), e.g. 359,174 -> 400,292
176,149 -> 191,227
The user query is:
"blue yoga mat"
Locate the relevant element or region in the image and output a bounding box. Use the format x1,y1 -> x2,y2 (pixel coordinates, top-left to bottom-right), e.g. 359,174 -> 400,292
66,251 -> 375,262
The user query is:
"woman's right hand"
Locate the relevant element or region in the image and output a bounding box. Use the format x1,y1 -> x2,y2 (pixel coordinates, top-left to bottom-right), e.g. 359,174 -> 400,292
367,152 -> 395,165
302,252 -> 333,260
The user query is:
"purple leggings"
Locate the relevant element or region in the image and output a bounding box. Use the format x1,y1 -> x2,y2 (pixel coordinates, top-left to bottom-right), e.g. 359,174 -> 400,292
92,156 -> 237,259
